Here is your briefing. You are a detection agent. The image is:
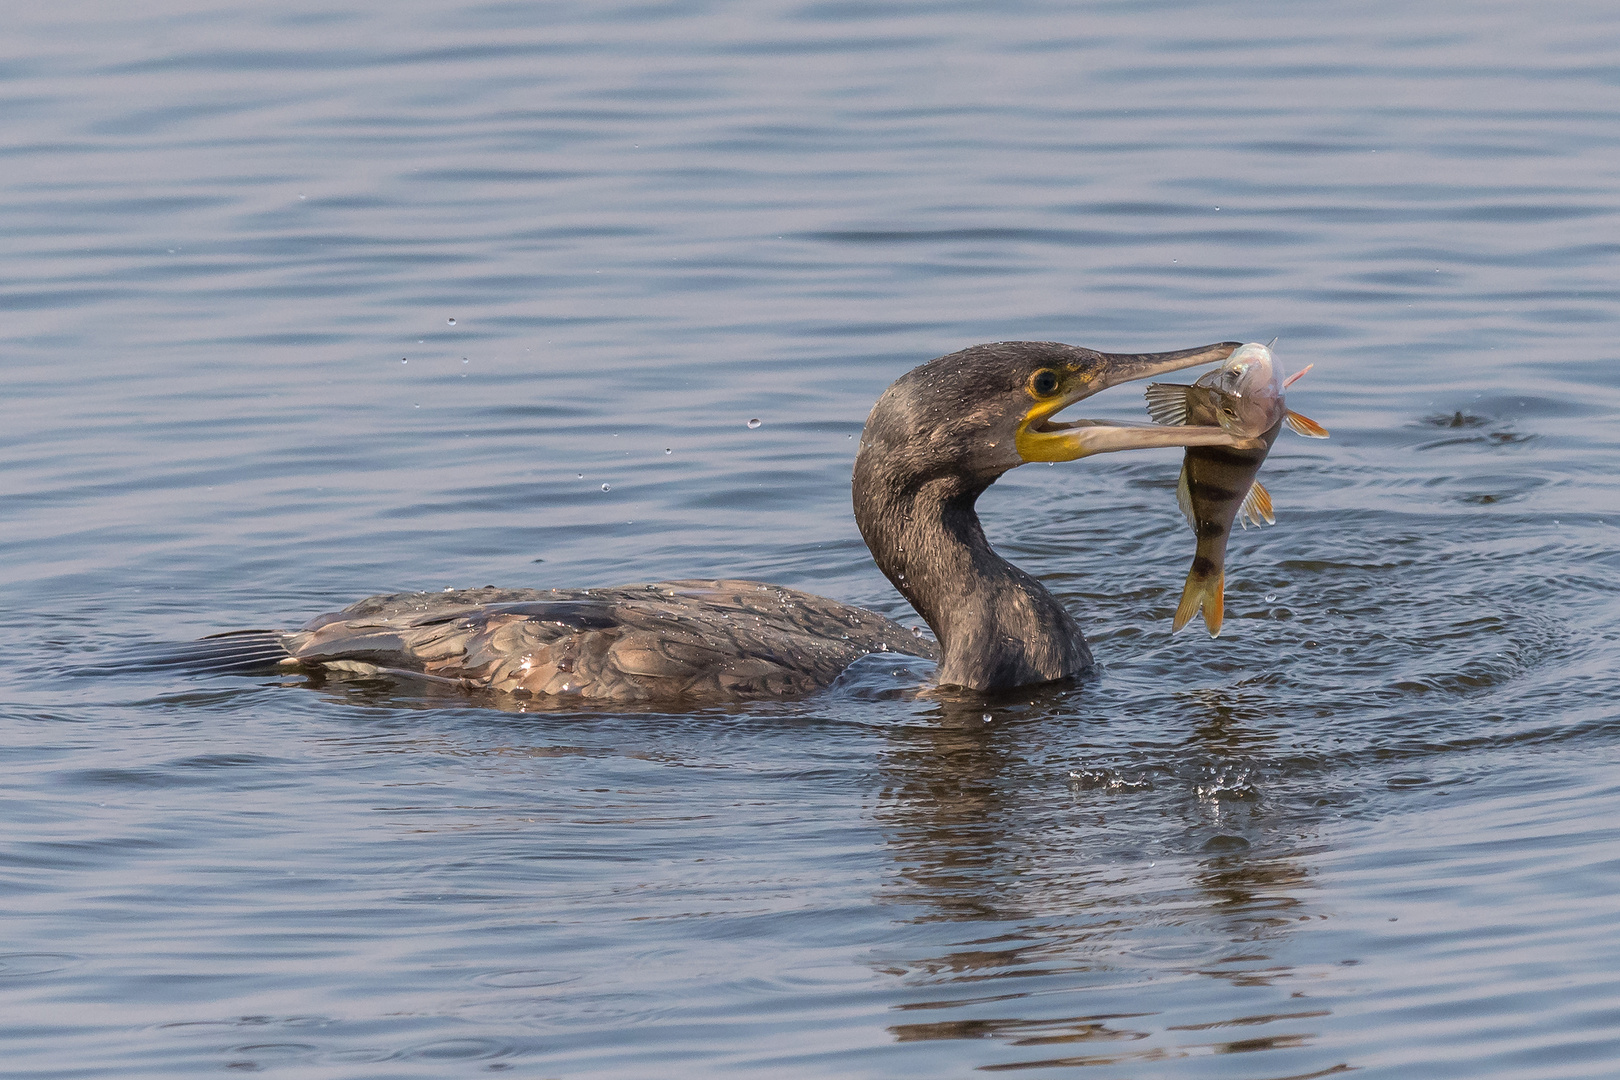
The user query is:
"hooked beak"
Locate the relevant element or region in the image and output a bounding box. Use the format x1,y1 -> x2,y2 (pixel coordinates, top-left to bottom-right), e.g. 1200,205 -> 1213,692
1015,341 -> 1264,461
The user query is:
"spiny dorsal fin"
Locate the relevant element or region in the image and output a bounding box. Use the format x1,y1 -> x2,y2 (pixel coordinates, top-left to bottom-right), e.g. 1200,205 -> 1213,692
1237,480 -> 1276,529
1145,382 -> 1193,426
1285,410 -> 1330,438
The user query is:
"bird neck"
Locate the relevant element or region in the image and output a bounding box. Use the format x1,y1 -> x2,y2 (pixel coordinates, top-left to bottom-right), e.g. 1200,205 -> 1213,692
852,461 -> 1094,691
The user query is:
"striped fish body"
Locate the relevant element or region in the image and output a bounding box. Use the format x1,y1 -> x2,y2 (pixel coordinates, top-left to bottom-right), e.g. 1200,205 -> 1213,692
1173,409 -> 1283,635
1144,342 -> 1297,637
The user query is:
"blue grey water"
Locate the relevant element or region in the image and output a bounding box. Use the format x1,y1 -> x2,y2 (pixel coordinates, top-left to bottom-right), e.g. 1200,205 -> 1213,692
4,0 -> 1620,1075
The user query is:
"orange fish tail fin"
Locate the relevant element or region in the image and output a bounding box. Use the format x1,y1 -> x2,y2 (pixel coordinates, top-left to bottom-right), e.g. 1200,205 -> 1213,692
1202,573 -> 1225,636
1172,564 -> 1225,637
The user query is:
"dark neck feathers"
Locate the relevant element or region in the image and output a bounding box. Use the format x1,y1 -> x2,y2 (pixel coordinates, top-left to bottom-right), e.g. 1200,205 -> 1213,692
852,449 -> 1093,691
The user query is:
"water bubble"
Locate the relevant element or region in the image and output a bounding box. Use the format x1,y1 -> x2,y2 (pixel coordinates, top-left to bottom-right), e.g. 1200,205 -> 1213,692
746,418 -> 761,429
601,483 -> 610,492
447,317 -> 456,325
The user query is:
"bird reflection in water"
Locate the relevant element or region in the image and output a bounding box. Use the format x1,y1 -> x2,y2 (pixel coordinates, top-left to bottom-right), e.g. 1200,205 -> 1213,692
872,687 -> 1347,1073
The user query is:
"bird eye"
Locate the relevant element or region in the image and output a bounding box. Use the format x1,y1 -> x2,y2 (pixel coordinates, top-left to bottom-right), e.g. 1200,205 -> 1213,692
1030,369 -> 1060,397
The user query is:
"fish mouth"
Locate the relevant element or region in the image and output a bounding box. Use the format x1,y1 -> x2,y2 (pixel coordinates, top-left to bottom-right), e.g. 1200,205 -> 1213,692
1016,341 -> 1265,462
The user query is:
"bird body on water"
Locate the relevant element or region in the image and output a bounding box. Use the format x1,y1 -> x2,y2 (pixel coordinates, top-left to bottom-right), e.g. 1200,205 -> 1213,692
267,340 -> 1264,701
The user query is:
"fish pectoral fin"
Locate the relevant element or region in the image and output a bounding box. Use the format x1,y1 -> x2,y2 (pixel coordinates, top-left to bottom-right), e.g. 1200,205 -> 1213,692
1285,410 -> 1330,438
1237,480 -> 1276,529
1144,383 -> 1193,426
1282,363 -> 1314,388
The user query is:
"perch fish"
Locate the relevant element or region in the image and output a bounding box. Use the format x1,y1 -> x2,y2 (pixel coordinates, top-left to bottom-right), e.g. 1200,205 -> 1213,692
1144,342 -> 1328,636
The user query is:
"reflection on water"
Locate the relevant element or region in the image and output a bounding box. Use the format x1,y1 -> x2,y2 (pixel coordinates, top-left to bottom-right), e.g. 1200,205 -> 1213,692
870,691 -> 1345,1071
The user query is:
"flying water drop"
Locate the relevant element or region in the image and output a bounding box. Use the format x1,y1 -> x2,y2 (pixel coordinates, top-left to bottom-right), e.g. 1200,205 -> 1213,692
747,418 -> 762,429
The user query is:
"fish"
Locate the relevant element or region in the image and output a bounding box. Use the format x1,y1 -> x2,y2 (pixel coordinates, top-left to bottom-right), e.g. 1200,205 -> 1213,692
1144,342 -> 1329,636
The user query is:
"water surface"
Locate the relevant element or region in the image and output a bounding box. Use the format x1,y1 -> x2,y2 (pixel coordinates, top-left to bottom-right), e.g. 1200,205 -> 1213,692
5,0 -> 1620,1076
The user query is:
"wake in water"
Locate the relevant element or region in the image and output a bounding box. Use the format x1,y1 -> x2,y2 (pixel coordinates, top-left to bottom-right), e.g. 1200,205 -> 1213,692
65,630 -> 289,678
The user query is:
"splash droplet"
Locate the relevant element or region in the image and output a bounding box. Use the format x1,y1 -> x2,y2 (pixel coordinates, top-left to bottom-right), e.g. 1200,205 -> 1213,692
664,448 -> 672,455
746,418 -> 762,429
601,483 -> 610,491
577,473 -> 584,479
401,358 -> 408,364
447,317 -> 456,325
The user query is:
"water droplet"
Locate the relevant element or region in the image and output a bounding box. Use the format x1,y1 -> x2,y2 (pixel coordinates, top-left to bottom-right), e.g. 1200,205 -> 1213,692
577,473 -> 584,479
981,713 -> 992,724
664,448 -> 672,455
298,194 -> 306,200
1265,594 -> 1276,602
446,317 -> 456,325
401,358 -> 408,364
413,403 -> 420,408
462,357 -> 469,364
746,418 -> 762,429
601,483 -> 610,491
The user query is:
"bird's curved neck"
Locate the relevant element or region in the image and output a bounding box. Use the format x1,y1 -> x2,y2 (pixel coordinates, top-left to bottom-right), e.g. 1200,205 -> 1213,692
852,459 -> 1093,690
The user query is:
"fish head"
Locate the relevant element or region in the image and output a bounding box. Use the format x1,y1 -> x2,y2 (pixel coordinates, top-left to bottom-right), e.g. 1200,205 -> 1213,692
1201,342 -> 1285,436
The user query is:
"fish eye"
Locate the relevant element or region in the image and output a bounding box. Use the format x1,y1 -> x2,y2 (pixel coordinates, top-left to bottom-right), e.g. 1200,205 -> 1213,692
1029,369 -> 1061,397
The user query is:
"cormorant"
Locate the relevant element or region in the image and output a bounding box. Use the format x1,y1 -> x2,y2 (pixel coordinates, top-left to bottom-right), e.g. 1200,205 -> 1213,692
271,340 -> 1258,701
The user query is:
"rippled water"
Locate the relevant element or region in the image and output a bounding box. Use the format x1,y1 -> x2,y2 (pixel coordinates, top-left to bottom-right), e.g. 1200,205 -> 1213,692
6,0 -> 1620,1076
